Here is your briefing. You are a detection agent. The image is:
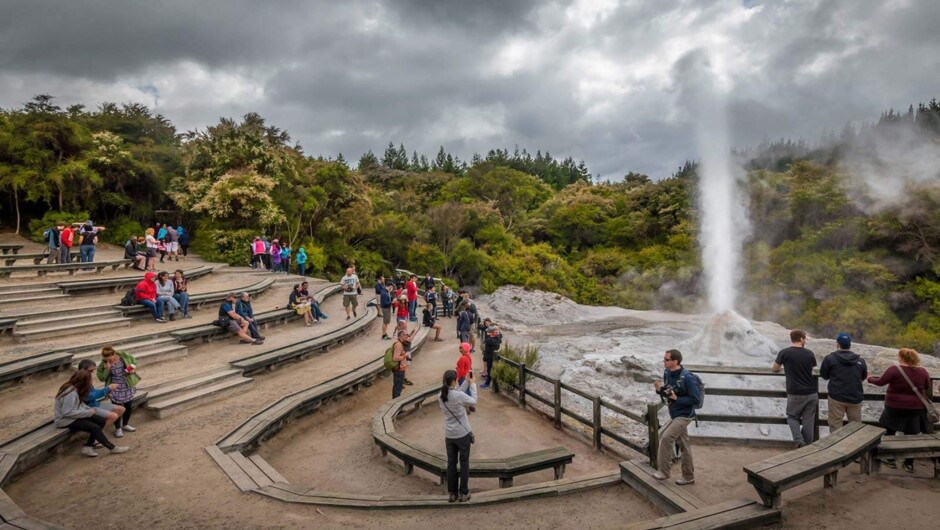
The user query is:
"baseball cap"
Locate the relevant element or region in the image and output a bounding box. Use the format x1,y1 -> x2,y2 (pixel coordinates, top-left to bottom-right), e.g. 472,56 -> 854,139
836,333 -> 851,348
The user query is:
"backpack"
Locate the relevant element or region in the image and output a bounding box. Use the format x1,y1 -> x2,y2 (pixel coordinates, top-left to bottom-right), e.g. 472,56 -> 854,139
43,228 -> 52,242
383,343 -> 401,371
120,288 -> 136,307
681,369 -> 705,410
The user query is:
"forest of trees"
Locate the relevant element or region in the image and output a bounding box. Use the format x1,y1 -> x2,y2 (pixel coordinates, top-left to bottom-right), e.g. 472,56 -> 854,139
2,94 -> 940,354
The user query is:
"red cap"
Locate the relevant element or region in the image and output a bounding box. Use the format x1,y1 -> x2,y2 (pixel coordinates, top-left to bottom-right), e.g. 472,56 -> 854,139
459,342 -> 471,353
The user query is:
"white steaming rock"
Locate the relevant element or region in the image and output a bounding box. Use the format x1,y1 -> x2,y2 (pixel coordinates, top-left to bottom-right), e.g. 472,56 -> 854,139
679,310 -> 778,361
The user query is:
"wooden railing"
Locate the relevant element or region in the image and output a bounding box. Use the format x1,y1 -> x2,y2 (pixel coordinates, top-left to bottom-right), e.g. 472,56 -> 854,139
493,356 -> 665,468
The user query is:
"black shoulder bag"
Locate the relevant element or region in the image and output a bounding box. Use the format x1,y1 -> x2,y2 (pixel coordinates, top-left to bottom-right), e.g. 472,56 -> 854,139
444,397 -> 475,444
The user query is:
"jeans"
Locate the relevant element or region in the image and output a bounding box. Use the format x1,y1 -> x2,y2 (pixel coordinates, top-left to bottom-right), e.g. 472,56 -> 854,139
786,393 -> 818,446
392,370 -> 405,399
827,398 -> 862,431
657,416 -> 694,479
446,433 -> 472,495
173,292 -> 190,316
157,295 -> 180,316
298,263 -> 305,276
48,247 -> 60,264
60,246 -> 71,263
66,416 -> 114,450
80,245 -> 95,263
110,399 -> 133,429
483,356 -> 494,385
408,300 -> 417,321
248,321 -> 262,339
139,299 -> 162,319
311,301 -> 327,321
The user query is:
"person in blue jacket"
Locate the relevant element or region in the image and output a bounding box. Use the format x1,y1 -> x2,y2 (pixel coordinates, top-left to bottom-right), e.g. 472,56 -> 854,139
652,349 -> 700,486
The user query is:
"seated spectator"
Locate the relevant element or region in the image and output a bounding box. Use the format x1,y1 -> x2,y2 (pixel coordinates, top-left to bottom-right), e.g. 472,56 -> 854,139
155,271 -> 181,321
54,365 -> 128,457
299,281 -> 328,322
135,272 -> 166,323
218,292 -> 261,344
124,236 -> 145,270
172,269 -> 191,318
289,284 -> 315,326
236,292 -> 264,340
77,359 -> 124,429
422,305 -> 443,342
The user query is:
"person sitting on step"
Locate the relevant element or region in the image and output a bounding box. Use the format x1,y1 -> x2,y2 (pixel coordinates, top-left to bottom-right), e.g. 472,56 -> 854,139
299,281 -> 328,322
220,292 -> 262,344
135,271 -> 166,323
54,364 -> 129,457
422,304 -> 443,342
289,284 -> 315,326
155,271 -> 181,321
236,291 -> 265,341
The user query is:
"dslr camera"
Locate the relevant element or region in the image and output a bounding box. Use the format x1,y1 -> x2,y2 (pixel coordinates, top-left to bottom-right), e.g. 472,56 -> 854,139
657,384 -> 676,400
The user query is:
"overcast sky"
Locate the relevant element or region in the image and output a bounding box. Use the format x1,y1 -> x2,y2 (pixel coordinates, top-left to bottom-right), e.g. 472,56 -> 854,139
1,0 -> 937,179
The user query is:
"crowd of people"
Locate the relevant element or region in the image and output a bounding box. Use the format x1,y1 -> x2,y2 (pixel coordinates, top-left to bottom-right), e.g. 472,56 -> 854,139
43,220 -> 107,265
132,269 -> 192,323
124,224 -> 189,271
248,236 -> 308,276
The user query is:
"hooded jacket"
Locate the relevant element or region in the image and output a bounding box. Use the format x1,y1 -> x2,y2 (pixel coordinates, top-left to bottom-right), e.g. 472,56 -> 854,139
53,387 -> 94,428
296,248 -> 307,264
135,272 -> 157,302
820,349 -> 867,404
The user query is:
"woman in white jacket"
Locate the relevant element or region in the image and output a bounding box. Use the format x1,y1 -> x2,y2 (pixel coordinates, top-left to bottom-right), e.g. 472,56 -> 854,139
54,367 -> 129,457
438,369 -> 477,503
155,271 -> 181,320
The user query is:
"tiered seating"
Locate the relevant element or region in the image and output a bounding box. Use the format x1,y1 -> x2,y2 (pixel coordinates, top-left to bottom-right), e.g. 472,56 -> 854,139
0,259 -> 132,279
2,252 -> 79,266
373,386 -> 575,488
0,244 -> 23,255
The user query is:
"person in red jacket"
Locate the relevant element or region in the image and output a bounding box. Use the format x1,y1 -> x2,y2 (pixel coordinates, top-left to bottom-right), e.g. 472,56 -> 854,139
455,342 -> 475,411
59,224 -> 75,264
406,275 -> 418,322
134,272 -> 166,323
867,348 -> 932,472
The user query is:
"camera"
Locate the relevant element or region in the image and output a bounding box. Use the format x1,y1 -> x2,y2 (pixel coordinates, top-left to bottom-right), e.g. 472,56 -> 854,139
657,384 -> 675,400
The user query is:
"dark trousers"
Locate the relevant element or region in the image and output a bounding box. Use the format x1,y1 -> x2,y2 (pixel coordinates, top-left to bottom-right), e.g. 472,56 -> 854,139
248,321 -> 262,339
110,400 -> 133,429
445,433 -> 472,495
67,416 -> 114,449
392,370 -> 405,399
483,356 -> 494,384
443,300 -> 453,317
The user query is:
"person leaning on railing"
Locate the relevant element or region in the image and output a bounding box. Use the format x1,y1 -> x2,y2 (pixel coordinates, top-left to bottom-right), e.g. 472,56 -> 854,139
772,329 -> 819,448
867,348 -> 932,473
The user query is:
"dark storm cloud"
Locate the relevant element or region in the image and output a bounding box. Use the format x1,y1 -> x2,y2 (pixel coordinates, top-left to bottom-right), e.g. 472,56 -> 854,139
1,0 -> 938,179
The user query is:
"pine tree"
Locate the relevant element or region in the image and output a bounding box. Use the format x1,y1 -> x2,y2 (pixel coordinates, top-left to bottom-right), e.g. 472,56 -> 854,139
359,150 -> 379,170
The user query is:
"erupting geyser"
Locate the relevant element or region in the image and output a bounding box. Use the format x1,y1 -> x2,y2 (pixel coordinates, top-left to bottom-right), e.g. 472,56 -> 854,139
680,50 -> 775,359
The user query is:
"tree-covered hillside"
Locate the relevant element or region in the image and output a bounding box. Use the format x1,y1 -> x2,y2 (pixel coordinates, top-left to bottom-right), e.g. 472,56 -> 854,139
2,95 -> 939,354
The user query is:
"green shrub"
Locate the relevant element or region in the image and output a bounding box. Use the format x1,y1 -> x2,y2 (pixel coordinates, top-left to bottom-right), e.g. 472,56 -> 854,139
103,216 -> 146,246
491,341 -> 541,390
191,225 -> 256,266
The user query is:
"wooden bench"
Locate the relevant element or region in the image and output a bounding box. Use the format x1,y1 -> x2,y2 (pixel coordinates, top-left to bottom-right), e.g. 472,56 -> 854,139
0,319 -> 15,336
623,499 -> 781,530
0,259 -> 132,278
0,487 -> 68,529
873,433 -> 940,477
116,276 -> 275,318
373,386 -> 575,488
3,252 -> 80,266
58,265 -> 213,294
619,460 -> 708,515
0,245 -> 23,256
743,422 -> 885,508
0,352 -> 75,388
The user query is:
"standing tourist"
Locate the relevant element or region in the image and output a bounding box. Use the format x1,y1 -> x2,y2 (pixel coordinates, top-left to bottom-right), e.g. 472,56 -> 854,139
481,322 -> 502,389
442,285 -> 455,318
177,225 -> 189,260
251,237 -> 265,269
406,275 -> 419,322
439,369 -> 477,503
422,272 -> 435,292
79,222 -> 103,268
456,305 -> 472,344
60,223 -> 74,264
390,330 -> 409,398
96,346 -> 140,438
296,247 -> 307,276
45,223 -> 62,264
425,285 -> 438,316
456,342 -> 474,407
374,275 -> 386,308
279,243 -> 291,273
867,348 -> 932,472
771,330 -> 819,447
145,228 -> 159,271
340,267 -> 361,319
820,333 -> 868,431
271,239 -> 282,274
652,349 -> 699,485
166,224 -> 179,261
54,366 -> 128,457
380,281 -> 393,340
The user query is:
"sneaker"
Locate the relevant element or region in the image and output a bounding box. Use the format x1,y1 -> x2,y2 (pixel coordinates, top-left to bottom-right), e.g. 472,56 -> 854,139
258,336 -> 266,341
252,339 -> 264,345
457,493 -> 471,503
155,318 -> 167,323
110,446 -> 129,455
448,494 -> 458,503
123,425 -> 136,432
675,478 -> 695,486
382,334 -> 390,340
903,461 -> 915,473
91,441 -> 104,448
184,314 -> 192,319
879,458 -> 897,469
114,428 -> 124,438
346,316 -> 351,320
433,338 -> 443,342
321,315 -> 328,320
240,339 -> 254,344
81,446 -> 99,457
480,383 -> 490,389
403,379 -> 414,386
353,310 -> 357,317
652,472 -> 669,480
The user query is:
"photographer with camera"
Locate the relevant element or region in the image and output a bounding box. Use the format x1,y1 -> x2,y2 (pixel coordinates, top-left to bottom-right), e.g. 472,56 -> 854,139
439,368 -> 477,503
652,349 -> 700,485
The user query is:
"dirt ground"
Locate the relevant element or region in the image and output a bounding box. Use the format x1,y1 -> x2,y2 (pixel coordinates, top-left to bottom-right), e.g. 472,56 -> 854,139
2,236 -> 939,529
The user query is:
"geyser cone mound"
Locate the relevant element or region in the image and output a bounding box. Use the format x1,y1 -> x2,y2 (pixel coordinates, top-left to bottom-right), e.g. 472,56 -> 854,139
681,310 -> 777,361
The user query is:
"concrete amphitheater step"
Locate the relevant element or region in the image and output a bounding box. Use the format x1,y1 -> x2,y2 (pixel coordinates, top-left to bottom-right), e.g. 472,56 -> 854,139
71,336 -> 179,358
0,284 -> 62,294
134,344 -> 189,366
144,373 -> 253,419
0,292 -> 70,306
141,368 -> 245,400
14,309 -> 122,330
12,316 -> 132,342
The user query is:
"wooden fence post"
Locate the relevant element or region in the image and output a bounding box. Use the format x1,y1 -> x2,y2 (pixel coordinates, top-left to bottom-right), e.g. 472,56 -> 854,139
592,396 -> 602,451
553,380 -> 562,429
647,403 -> 660,469
813,395 -> 821,442
518,363 -> 526,408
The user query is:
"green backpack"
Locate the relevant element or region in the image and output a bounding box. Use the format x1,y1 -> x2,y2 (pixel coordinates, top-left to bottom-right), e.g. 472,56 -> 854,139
383,344 -> 398,371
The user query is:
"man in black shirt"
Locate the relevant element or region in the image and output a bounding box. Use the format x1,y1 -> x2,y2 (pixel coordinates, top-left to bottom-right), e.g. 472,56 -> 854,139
772,329 -> 818,447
